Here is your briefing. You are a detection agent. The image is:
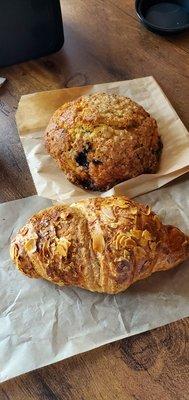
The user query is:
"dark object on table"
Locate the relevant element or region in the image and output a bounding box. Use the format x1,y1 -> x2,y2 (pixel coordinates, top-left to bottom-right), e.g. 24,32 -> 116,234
136,0 -> 189,34
0,0 -> 64,67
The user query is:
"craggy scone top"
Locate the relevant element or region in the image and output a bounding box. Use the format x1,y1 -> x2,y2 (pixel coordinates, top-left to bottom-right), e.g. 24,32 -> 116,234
44,93 -> 162,191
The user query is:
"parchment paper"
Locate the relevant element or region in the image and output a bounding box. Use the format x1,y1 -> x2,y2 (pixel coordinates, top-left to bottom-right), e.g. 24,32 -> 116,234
1,179 -> 189,382
16,76 -> 189,201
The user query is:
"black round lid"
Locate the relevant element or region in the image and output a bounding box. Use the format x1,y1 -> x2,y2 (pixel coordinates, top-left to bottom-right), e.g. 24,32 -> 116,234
136,0 -> 189,34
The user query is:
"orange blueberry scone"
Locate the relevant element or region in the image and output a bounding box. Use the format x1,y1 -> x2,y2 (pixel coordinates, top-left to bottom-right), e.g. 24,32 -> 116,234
44,93 -> 162,191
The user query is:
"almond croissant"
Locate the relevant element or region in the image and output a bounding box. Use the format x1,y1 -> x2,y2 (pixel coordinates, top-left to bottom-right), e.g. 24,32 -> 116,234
10,196 -> 189,294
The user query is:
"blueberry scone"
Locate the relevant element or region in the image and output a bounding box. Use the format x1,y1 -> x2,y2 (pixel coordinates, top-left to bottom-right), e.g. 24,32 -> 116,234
44,93 -> 163,191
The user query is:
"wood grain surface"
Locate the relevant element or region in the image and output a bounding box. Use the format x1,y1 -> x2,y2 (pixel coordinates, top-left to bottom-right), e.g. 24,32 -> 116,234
0,0 -> 189,398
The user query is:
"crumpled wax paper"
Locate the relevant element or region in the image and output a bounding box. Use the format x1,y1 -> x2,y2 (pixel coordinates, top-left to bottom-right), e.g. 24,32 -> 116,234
15,76 -> 189,202
0,178 -> 189,382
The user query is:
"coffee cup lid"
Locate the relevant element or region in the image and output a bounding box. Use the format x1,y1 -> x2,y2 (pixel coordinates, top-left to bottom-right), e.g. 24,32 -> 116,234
136,0 -> 189,34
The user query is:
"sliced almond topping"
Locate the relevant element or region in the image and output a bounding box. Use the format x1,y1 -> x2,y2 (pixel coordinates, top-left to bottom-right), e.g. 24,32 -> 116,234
131,229 -> 142,239
24,238 -> 37,254
113,199 -> 129,209
124,249 -> 130,260
154,215 -> 161,229
130,207 -> 138,215
110,223 -> 118,229
140,238 -> 148,247
142,230 -> 151,240
115,232 -> 129,250
10,243 -> 19,260
149,242 -> 156,251
20,226 -> 29,236
143,206 -> 151,215
135,246 -> 146,259
92,232 -> 105,253
119,235 -> 130,246
56,237 -> 71,257
125,238 -> 136,247
42,240 -> 51,255
101,206 -> 114,220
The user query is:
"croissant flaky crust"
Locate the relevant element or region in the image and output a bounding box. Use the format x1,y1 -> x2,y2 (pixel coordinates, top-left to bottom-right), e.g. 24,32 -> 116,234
10,196 -> 189,294
44,93 -> 162,191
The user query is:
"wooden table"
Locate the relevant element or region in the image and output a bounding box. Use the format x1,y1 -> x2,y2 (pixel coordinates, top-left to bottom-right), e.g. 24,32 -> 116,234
0,1 -> 189,399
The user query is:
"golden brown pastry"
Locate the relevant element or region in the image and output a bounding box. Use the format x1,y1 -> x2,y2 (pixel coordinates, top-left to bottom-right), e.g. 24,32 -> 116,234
10,196 -> 189,294
44,93 -> 162,191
